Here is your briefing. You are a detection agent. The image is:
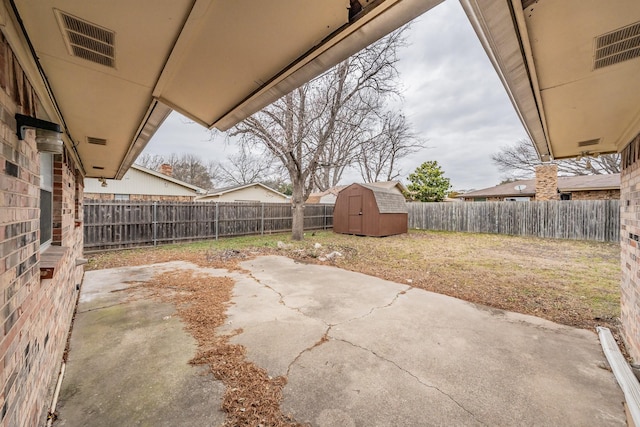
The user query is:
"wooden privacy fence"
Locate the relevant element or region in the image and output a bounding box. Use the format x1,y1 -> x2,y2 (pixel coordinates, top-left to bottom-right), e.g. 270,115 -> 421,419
407,200 -> 620,242
84,201 -> 334,251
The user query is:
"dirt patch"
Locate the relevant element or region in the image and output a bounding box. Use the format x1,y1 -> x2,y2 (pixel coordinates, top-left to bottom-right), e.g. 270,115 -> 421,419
139,269 -> 303,427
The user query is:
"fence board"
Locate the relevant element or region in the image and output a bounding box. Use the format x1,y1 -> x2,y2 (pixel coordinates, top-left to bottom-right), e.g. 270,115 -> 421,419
84,201 -> 335,250
84,199 -> 618,251
407,200 -> 619,242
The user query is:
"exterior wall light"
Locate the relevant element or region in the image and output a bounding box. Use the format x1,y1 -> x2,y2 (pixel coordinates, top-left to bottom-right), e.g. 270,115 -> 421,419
15,113 -> 64,154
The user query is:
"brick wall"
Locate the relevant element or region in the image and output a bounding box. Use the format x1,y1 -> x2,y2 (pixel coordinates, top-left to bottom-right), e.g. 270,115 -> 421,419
0,34 -> 83,427
570,189 -> 620,200
535,164 -> 559,201
621,133 -> 640,363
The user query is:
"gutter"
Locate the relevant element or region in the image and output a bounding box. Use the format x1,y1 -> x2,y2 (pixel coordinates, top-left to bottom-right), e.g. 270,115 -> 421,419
597,327 -> 640,426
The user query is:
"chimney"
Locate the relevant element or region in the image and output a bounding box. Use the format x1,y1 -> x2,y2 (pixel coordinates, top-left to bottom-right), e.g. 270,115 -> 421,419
159,163 -> 172,177
535,164 -> 558,201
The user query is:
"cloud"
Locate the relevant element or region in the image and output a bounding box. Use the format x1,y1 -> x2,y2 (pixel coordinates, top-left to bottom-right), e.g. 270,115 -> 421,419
145,0 -> 528,191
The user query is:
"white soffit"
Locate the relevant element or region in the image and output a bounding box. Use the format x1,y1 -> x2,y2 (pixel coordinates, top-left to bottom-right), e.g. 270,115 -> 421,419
11,0 -> 192,178
522,0 -> 640,158
154,0 -> 349,128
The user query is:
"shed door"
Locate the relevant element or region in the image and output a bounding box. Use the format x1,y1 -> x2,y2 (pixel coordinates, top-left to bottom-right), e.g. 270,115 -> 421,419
348,195 -> 363,234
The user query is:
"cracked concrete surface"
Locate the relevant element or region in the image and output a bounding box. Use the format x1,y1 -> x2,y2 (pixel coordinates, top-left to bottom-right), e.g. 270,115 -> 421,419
56,262 -> 226,427
58,257 -> 626,426
231,256 -> 625,426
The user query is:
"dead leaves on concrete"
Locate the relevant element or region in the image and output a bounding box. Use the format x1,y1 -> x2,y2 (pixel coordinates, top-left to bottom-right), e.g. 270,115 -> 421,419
141,269 -> 302,427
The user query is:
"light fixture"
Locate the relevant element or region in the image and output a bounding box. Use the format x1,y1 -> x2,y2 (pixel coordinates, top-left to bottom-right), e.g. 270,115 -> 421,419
98,177 -> 108,187
15,113 -> 63,154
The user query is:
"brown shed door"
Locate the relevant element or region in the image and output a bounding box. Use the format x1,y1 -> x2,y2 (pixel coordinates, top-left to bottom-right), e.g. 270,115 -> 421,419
348,195 -> 363,234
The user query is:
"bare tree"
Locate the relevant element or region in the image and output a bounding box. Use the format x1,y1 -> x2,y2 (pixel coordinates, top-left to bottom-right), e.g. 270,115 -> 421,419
492,138 -> 621,179
357,111 -> 426,182
216,145 -> 278,186
231,28 -> 407,240
135,153 -> 214,190
135,153 -> 166,171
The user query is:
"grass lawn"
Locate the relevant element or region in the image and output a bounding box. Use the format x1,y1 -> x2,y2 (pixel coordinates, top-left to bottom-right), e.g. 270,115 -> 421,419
86,229 -> 621,334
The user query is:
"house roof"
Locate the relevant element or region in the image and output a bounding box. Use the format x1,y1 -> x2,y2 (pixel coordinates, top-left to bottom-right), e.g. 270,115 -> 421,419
195,183 -> 288,200
130,165 -> 206,192
461,174 -> 620,198
84,164 -> 206,195
307,186 -> 347,203
357,184 -> 407,214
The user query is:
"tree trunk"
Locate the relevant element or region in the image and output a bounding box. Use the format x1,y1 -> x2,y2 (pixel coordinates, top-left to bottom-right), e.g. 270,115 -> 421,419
291,183 -> 305,241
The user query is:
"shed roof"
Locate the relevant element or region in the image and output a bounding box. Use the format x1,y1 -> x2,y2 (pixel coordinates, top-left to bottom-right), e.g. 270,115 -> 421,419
359,184 -> 407,214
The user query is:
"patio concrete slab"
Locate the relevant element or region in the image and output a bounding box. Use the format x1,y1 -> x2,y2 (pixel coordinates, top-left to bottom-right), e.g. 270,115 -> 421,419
233,256 -> 626,426
57,256 -> 627,426
55,262 -> 226,427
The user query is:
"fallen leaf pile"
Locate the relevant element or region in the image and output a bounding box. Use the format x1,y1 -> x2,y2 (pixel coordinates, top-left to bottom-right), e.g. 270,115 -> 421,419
140,269 -> 304,427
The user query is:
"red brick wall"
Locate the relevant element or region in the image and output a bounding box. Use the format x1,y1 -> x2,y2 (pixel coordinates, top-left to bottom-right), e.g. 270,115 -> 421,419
570,189 -> 620,200
0,34 -> 83,427
621,133 -> 640,363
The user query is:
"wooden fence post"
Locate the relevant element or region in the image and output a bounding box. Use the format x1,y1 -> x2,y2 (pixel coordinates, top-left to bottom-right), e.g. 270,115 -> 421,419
153,201 -> 157,247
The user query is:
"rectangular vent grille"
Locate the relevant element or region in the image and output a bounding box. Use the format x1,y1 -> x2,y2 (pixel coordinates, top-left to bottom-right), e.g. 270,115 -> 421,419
92,166 -> 104,170
578,138 -> 600,147
594,21 -> 640,69
87,136 -> 107,146
57,10 -> 115,68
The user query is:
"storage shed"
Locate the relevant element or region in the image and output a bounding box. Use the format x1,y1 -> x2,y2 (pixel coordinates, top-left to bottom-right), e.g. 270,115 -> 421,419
333,183 -> 408,236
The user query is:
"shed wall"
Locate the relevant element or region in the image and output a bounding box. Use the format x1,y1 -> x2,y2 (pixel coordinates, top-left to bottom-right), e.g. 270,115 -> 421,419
333,184 -> 407,236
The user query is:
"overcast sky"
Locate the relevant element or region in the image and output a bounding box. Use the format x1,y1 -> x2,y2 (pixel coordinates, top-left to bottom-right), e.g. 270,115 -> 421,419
143,0 -> 528,191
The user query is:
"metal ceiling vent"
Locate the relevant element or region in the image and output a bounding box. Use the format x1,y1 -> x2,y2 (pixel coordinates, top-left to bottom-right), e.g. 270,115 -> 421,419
594,21 -> 640,70
56,10 -> 115,68
87,136 -> 107,146
578,138 -> 600,147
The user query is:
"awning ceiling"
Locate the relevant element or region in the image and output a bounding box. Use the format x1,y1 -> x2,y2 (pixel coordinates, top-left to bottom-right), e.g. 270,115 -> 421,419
7,0 -> 442,178
462,0 -> 640,160
4,0 -> 640,179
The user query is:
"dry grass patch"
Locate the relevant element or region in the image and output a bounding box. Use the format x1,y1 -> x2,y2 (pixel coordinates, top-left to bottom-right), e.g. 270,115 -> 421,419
87,230 -> 621,333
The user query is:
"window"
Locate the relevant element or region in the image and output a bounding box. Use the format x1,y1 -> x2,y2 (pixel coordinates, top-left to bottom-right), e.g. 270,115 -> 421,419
114,194 -> 130,201
505,197 -> 530,202
40,153 -> 53,248
560,193 -> 572,200
473,198 -> 487,202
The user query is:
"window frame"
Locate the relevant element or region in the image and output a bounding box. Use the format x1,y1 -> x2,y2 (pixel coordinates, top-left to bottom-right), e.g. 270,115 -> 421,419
39,152 -> 53,250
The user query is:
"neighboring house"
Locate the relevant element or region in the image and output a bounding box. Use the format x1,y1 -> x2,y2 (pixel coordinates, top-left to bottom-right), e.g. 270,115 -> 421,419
307,181 -> 407,204
84,164 -> 206,202
306,186 -> 346,204
195,183 -> 289,203
459,166 -> 620,202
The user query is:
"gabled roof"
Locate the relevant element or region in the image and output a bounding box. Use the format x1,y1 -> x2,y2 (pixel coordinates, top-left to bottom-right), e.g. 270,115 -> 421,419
195,183 -> 288,200
461,174 -> 620,198
84,164 -> 205,195
558,174 -> 621,192
355,184 -> 407,214
130,165 -> 206,192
